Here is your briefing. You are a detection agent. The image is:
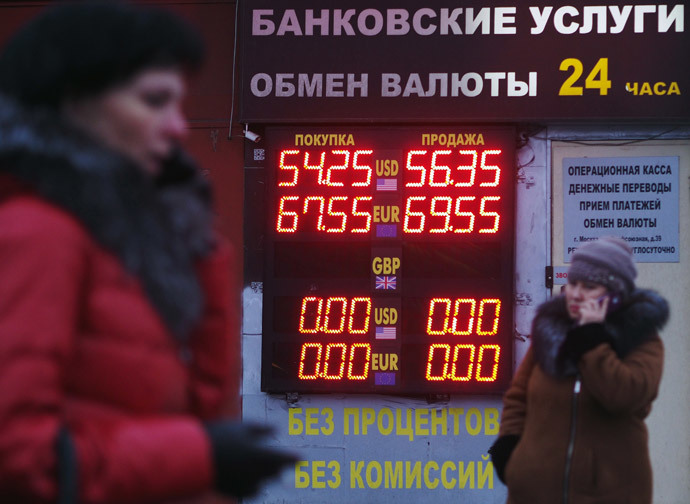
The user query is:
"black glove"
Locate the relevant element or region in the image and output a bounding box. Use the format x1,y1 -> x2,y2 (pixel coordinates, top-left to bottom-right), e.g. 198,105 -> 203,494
204,421 -> 298,499
488,434 -> 519,484
560,323 -> 614,363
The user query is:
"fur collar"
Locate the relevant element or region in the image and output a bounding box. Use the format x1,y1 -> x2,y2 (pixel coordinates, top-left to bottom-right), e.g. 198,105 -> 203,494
0,94 -> 215,342
532,289 -> 669,378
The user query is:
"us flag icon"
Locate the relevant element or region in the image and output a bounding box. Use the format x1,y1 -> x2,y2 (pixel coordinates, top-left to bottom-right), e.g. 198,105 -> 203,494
375,327 -> 397,339
376,178 -> 397,191
375,276 -> 397,290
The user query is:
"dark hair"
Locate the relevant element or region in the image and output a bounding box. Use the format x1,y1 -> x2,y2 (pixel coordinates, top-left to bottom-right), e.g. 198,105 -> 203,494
0,1 -> 204,108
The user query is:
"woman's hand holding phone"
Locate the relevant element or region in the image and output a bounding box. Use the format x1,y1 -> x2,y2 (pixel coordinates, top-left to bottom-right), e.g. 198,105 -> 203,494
577,294 -> 609,325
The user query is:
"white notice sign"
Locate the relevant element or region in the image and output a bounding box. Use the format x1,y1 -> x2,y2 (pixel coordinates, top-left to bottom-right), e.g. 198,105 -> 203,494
563,156 -> 679,263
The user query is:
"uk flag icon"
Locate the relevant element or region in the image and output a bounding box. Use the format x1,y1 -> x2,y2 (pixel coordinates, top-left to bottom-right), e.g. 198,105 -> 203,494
375,275 -> 397,290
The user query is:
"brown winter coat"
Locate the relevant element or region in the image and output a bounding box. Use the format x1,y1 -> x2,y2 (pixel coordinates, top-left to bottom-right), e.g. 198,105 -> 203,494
499,292 -> 667,504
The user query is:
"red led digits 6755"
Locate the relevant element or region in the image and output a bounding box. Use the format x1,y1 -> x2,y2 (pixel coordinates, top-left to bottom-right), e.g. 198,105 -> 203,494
425,297 -> 502,383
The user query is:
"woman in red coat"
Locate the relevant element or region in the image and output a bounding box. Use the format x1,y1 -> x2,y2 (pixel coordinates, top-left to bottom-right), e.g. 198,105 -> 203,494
0,3 -> 293,503
489,237 -> 668,504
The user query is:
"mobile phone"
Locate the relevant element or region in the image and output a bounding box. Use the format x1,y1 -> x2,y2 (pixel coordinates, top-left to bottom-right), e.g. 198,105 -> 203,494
597,294 -> 621,313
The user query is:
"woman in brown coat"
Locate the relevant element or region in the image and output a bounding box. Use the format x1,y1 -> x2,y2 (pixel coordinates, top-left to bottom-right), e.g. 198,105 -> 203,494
489,236 -> 668,504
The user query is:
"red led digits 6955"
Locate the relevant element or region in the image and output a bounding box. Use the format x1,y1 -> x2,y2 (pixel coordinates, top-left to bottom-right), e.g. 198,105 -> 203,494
403,149 -> 503,234
296,296 -> 372,381
424,298 -> 502,383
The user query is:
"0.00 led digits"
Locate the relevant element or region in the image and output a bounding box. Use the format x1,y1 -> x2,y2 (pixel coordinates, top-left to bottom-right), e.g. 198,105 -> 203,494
298,343 -> 372,381
426,344 -> 501,382
299,296 -> 372,334
426,298 -> 501,336
425,297 -> 502,383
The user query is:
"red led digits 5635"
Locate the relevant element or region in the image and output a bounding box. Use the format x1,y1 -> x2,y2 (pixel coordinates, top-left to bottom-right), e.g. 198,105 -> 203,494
424,297 -> 502,383
403,149 -> 503,235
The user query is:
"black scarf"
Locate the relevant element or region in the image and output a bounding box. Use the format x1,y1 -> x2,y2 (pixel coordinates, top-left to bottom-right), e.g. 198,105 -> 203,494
0,94 -> 216,342
531,289 -> 669,377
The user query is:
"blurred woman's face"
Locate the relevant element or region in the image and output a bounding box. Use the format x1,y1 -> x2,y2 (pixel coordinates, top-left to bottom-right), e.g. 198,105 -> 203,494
63,69 -> 188,175
564,280 -> 607,320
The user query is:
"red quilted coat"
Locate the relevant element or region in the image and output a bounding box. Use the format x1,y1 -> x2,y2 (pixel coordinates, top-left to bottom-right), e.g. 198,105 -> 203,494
0,95 -> 237,503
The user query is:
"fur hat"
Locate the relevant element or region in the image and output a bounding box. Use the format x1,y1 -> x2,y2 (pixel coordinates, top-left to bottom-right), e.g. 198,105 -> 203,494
568,236 -> 637,295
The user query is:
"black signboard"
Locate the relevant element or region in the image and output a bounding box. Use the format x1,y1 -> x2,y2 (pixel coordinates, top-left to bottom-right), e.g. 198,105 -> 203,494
240,1 -> 690,122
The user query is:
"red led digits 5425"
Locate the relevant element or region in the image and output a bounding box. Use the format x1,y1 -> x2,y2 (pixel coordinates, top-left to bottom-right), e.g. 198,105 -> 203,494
278,149 -> 373,187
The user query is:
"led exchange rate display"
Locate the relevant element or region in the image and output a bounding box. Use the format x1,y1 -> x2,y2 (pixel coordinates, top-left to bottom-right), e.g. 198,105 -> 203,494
261,127 -> 515,394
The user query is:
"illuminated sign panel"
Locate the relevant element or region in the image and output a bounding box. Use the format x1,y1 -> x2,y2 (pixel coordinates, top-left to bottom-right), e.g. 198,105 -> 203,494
241,2 -> 690,122
261,127 -> 515,394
